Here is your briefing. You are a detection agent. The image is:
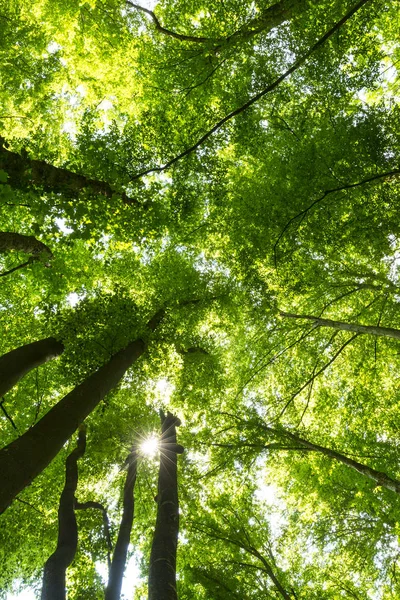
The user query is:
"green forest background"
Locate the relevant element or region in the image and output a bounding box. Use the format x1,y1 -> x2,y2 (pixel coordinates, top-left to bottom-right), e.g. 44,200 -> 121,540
0,0 -> 399,598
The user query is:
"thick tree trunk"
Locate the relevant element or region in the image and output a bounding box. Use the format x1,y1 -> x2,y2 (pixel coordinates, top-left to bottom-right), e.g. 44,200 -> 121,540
0,232 -> 53,258
148,411 -> 184,600
280,311 -> 400,340
0,309 -> 164,514
0,337 -> 64,398
266,426 -> 400,494
41,425 -> 87,600
105,447 -> 138,600
0,140 -> 135,205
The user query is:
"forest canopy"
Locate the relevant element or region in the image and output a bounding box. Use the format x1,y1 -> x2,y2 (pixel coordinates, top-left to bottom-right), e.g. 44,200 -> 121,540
0,0 -> 400,598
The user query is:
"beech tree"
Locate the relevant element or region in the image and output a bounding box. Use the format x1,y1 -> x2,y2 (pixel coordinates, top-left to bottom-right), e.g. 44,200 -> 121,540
0,0 -> 400,598
41,426 -> 87,600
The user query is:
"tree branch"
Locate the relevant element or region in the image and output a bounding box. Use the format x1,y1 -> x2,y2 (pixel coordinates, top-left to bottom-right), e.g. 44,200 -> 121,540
75,499 -> 113,572
274,168 -> 400,265
0,397 -> 18,430
278,334 -> 358,418
130,0 -> 372,181
126,1 -> 211,42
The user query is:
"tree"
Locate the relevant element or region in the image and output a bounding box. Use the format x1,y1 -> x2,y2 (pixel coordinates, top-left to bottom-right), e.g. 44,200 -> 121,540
105,446 -> 138,600
41,425 -> 87,600
0,0 -> 399,597
0,308 -> 159,513
148,411 -> 184,600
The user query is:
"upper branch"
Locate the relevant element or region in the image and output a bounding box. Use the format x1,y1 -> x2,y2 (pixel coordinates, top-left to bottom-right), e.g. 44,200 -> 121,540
130,0 -> 372,181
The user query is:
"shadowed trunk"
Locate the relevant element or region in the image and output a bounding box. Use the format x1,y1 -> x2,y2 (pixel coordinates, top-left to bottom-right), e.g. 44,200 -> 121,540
0,232 -> 53,258
280,311 -> 400,340
0,337 -> 64,397
0,309 -> 164,514
0,140 -> 135,205
105,447 -> 138,600
41,425 -> 87,600
0,232 -> 54,277
148,411 -> 184,600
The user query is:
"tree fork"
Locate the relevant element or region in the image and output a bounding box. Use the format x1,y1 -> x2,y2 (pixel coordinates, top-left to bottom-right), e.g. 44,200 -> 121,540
0,309 -> 164,514
148,411 -> 184,600
105,446 -> 138,600
41,425 -> 87,600
0,337 -> 64,398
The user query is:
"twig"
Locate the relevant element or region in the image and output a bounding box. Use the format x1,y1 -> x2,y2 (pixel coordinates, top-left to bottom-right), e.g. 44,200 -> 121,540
0,397 -> 18,430
277,334 -> 358,419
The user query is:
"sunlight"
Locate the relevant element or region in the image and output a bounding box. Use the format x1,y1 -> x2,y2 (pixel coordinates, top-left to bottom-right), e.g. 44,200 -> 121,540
140,436 -> 159,457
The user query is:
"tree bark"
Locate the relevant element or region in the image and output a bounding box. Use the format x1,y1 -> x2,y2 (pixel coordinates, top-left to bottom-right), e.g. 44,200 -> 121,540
0,337 -> 64,398
148,411 -> 184,600
0,309 -> 164,514
0,140 -> 135,205
265,425 -> 400,494
280,311 -> 400,340
105,447 -> 138,600
41,425 -> 87,600
0,232 -> 53,258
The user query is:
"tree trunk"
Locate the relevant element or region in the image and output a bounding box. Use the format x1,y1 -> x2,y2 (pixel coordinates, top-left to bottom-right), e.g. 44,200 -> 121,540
280,311 -> 400,340
41,425 -> 87,600
0,337 -> 64,398
0,140 -> 135,205
0,309 -> 164,514
0,232 -> 53,259
105,447 -> 138,600
148,411 -> 184,600
222,0 -> 318,49
265,425 -> 400,494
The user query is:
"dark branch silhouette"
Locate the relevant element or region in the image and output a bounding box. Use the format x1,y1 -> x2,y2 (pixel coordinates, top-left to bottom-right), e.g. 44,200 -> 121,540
130,0 -> 371,181
274,168 -> 400,265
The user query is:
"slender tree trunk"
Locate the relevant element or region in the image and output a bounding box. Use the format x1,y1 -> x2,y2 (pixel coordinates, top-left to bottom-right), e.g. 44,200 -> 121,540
41,425 -> 87,600
0,337 -> 64,398
0,309 -> 164,514
105,447 -> 138,600
148,411 -> 184,600
265,425 -> 400,494
280,311 -> 400,340
0,140 -> 135,205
